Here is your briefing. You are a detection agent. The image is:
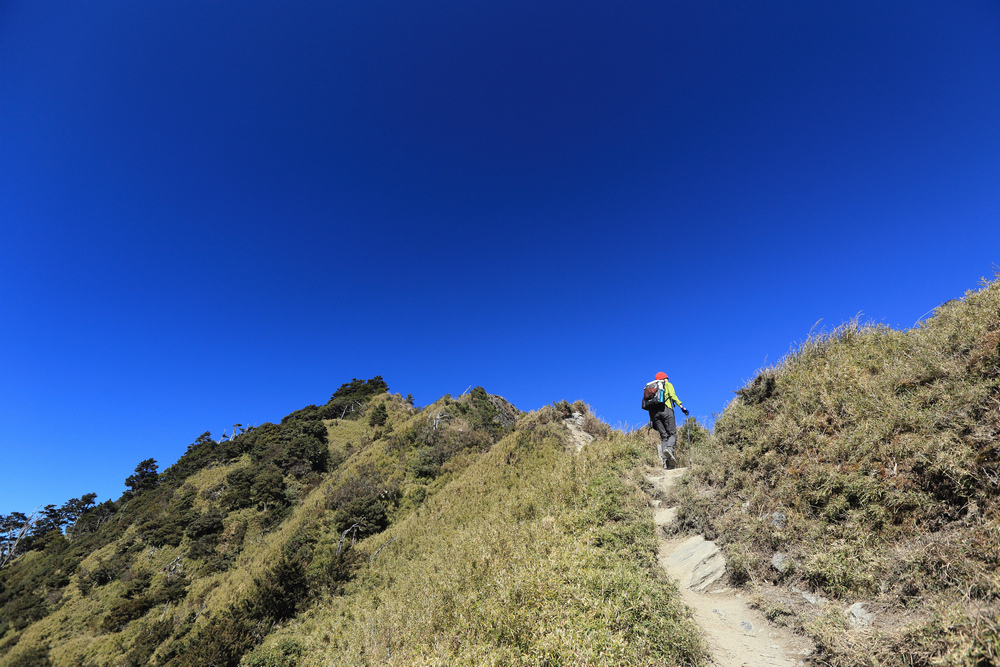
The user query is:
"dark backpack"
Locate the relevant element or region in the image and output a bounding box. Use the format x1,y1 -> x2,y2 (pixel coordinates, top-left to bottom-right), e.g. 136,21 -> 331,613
641,380 -> 664,410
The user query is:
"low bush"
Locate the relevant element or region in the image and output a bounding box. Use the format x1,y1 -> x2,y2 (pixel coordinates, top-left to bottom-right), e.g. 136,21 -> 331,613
243,638 -> 304,667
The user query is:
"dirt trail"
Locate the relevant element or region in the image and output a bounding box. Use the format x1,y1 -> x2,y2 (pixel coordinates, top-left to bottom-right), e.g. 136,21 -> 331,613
646,467 -> 815,667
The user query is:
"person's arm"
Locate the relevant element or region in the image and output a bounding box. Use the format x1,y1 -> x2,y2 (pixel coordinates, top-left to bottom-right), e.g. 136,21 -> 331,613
665,382 -> 689,415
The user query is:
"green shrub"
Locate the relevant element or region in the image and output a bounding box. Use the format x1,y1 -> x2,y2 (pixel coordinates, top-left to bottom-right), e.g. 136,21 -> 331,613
306,544 -> 360,597
222,463 -> 290,516
333,495 -> 388,539
241,421 -> 330,476
186,507 -> 225,539
5,644 -> 51,666
368,401 -> 388,427
160,557 -> 308,666
100,595 -> 156,633
0,590 -> 47,632
122,619 -> 174,667
221,467 -> 255,510
137,487 -> 197,547
162,611 -> 257,667
323,376 -> 388,420
243,638 -> 304,667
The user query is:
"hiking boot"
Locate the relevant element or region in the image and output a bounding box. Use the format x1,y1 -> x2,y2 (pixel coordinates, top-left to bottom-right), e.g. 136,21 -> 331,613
664,452 -> 677,469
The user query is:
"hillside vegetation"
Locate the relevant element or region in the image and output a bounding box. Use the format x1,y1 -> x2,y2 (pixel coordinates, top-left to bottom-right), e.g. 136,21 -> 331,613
675,276 -> 1000,665
7,278 -> 1000,666
0,381 -> 705,666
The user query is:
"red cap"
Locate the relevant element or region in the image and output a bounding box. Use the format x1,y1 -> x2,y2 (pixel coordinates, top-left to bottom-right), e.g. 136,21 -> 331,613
655,372 -> 668,380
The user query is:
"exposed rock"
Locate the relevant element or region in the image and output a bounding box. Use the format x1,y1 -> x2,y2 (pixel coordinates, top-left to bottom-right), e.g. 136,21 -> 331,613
769,512 -> 787,529
654,506 -> 678,530
792,585 -> 828,606
770,552 -> 793,574
848,602 -> 874,629
645,469 -> 817,665
562,415 -> 594,452
661,535 -> 726,591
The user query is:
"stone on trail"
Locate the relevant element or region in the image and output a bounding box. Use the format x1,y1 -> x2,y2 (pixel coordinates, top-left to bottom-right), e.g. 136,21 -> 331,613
661,535 -> 726,591
653,506 -> 678,529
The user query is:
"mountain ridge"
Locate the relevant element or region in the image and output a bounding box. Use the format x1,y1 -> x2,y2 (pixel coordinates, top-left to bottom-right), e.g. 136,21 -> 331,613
3,276 -> 1000,665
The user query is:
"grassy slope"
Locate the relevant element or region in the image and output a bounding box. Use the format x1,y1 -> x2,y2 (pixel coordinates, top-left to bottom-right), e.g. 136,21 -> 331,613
248,409 -> 705,666
2,394 -> 707,666
675,277 -> 1000,666
16,273 -> 994,666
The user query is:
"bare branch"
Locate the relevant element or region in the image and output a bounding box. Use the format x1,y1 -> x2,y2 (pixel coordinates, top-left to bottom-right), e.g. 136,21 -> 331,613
337,517 -> 366,554
370,536 -> 398,563
432,410 -> 449,430
0,510 -> 38,569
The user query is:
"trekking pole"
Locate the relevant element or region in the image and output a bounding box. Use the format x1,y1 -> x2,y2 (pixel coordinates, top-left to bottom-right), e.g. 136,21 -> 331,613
688,418 -> 693,467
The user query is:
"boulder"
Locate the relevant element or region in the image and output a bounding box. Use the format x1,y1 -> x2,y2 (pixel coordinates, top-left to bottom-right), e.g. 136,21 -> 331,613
662,535 -> 726,591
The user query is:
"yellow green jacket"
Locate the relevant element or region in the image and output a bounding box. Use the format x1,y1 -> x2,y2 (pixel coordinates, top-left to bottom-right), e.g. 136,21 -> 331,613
662,380 -> 683,409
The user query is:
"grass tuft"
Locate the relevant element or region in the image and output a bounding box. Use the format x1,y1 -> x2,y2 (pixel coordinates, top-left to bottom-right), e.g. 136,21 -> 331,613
675,276 -> 1000,665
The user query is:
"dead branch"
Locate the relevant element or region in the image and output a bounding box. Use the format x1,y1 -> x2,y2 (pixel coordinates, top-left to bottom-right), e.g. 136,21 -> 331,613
166,555 -> 183,576
337,518 -> 365,554
432,410 -> 449,429
369,536 -> 399,563
0,510 -> 37,569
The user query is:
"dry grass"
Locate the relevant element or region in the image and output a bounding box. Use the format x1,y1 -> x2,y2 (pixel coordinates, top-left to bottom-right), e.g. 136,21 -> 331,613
251,414 -> 707,666
675,276 -> 1000,665
3,395 -> 709,667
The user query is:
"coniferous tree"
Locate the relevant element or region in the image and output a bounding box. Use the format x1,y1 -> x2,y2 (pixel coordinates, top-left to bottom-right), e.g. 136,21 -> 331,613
124,458 -> 159,496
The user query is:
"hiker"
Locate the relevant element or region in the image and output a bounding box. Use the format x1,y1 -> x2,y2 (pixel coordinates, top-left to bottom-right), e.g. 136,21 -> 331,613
643,372 -> 689,469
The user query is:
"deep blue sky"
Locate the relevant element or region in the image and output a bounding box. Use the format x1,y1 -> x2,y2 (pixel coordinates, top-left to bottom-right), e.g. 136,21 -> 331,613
2,1 -> 999,515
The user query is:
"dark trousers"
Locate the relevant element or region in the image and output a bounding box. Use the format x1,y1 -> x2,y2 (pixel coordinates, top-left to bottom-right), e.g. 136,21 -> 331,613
648,406 -> 676,463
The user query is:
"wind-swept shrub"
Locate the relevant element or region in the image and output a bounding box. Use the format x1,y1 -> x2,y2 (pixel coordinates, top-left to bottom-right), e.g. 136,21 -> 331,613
323,376 -> 388,420
333,495 -> 388,539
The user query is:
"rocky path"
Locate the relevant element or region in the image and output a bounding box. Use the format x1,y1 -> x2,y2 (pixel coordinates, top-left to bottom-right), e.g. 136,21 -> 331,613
646,468 -> 815,667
